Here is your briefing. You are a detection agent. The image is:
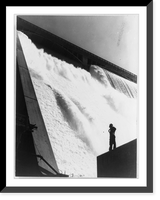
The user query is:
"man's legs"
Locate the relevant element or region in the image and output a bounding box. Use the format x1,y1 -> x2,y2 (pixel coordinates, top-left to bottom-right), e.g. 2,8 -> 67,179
109,139 -> 112,151
113,138 -> 116,149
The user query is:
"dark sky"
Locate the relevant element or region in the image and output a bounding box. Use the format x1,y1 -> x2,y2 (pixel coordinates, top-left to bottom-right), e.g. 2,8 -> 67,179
20,15 -> 138,75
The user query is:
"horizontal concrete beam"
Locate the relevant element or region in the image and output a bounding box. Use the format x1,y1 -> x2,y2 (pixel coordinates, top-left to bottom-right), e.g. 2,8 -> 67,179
17,17 -> 137,83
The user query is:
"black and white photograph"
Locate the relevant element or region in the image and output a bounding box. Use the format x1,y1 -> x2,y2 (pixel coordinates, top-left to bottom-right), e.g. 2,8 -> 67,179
4,4 -> 154,194
16,15 -> 138,178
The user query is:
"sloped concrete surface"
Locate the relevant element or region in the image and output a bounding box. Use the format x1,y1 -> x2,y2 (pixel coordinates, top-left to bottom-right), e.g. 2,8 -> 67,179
97,139 -> 137,178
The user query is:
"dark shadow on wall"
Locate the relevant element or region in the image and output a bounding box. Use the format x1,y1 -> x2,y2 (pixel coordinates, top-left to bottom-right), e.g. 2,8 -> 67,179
54,89 -> 94,151
54,90 -> 79,131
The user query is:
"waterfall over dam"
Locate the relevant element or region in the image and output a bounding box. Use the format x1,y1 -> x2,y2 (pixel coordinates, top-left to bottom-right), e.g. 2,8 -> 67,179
17,31 -> 138,178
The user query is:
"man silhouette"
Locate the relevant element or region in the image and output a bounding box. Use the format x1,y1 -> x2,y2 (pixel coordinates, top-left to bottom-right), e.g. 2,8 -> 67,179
108,123 -> 116,151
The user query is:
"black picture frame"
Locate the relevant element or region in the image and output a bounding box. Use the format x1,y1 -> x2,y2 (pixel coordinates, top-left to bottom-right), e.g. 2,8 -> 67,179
0,1 -> 156,195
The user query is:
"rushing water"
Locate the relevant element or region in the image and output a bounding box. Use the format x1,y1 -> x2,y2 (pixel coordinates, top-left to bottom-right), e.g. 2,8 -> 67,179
18,31 -> 138,177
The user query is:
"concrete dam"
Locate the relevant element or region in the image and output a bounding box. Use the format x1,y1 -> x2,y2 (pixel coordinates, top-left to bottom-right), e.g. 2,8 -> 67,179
16,17 -> 138,178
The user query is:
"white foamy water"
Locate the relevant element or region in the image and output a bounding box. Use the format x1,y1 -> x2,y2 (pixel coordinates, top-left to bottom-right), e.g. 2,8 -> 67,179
18,31 -> 138,178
